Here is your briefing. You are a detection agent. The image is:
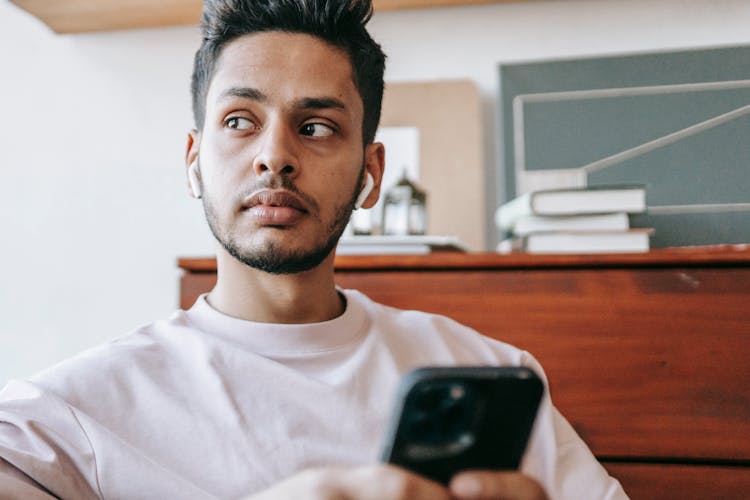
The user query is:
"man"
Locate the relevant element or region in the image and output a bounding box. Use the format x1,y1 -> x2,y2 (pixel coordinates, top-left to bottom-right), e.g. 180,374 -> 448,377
0,1 -> 627,498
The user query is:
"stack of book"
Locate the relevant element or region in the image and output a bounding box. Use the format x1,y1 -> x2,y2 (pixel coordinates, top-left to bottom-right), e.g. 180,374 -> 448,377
495,185 -> 651,254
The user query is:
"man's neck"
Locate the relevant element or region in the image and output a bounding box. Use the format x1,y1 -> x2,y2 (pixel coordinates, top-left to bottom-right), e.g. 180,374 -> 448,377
206,247 -> 344,324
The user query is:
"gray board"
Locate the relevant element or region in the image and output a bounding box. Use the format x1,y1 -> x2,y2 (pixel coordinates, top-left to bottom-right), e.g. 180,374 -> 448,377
498,46 -> 750,248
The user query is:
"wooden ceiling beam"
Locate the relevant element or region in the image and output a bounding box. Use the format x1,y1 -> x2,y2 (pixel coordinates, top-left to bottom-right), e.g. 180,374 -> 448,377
11,0 -> 524,34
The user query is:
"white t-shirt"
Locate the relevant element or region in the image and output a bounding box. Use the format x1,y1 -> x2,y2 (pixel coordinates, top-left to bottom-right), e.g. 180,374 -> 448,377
0,290 -> 627,499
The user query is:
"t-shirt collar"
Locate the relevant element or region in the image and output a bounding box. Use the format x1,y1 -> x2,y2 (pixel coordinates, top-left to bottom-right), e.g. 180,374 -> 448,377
185,289 -> 367,355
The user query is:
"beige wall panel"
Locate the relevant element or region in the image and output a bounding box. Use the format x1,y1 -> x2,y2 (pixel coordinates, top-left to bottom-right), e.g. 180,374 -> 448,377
380,80 -> 485,250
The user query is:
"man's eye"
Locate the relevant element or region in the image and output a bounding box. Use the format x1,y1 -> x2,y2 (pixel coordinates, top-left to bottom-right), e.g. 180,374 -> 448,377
300,123 -> 334,137
226,117 -> 254,130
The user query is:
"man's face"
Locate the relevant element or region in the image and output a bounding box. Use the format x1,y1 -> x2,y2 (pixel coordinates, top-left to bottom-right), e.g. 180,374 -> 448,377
189,31 -> 380,274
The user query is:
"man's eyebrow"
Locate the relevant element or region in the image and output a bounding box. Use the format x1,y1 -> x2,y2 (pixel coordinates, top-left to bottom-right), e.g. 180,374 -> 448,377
219,87 -> 267,102
295,97 -> 347,111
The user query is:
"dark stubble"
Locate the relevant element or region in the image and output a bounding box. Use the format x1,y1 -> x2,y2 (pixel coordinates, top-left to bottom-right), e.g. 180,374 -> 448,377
202,163 -> 364,275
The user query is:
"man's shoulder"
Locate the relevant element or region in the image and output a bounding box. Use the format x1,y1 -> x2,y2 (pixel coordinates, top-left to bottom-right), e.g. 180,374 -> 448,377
343,287 -> 472,329
24,311 -> 192,406
342,288 -> 528,367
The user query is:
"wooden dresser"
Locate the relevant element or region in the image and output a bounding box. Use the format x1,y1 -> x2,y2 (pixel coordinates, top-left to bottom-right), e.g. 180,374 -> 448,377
178,247 -> 750,499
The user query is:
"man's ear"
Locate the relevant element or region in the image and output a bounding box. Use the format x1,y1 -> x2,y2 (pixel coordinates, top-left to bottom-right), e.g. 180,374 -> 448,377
360,142 -> 385,209
185,129 -> 201,198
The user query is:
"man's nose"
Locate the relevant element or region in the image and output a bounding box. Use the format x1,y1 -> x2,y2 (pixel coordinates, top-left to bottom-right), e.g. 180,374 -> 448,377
252,121 -> 299,178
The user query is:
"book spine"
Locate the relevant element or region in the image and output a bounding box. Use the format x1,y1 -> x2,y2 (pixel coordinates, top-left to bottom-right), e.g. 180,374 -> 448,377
495,193 -> 532,231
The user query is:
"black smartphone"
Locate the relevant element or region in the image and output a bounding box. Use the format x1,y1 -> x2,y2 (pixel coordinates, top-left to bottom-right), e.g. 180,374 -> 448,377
380,366 -> 544,485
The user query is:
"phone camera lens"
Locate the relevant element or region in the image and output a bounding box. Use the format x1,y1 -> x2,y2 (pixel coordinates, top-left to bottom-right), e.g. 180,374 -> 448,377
449,384 -> 465,400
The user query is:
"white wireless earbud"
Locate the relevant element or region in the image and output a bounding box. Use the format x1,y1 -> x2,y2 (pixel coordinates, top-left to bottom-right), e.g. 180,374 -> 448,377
355,172 -> 375,210
187,161 -> 202,199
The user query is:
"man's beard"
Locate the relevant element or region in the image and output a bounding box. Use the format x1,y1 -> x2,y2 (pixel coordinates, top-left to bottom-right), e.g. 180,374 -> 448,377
202,166 -> 363,275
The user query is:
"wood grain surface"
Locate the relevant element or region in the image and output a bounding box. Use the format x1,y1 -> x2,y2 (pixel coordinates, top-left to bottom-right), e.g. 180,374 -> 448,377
11,0 -> 520,33
603,462 -> 750,500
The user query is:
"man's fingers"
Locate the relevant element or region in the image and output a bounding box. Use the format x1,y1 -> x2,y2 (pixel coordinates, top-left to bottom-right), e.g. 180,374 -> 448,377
449,470 -> 549,500
247,464 -> 453,500
338,464 -> 452,500
248,466 -> 546,500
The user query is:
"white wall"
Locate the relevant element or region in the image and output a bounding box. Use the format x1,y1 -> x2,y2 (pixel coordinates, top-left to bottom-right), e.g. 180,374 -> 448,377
2,0 -> 750,385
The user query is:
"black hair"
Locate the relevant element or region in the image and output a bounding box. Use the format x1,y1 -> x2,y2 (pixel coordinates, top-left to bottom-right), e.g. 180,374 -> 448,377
191,0 -> 386,144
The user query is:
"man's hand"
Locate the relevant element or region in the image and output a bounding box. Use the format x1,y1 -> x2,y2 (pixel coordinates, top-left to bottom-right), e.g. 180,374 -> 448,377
246,464 -> 450,500
245,465 -> 548,500
450,470 -> 549,500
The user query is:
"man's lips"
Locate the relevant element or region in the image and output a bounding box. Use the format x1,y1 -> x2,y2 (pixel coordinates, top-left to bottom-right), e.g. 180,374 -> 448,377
241,190 -> 309,226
